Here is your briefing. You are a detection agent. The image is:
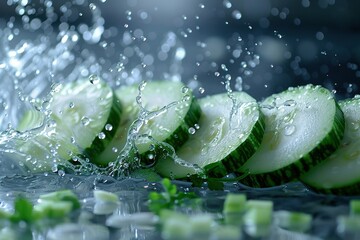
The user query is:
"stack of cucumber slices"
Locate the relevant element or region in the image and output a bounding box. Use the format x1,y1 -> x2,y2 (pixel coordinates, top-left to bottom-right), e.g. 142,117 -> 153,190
9,78 -> 360,195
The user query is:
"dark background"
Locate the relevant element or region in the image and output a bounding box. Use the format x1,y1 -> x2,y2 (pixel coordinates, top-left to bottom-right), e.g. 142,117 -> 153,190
0,0 -> 359,100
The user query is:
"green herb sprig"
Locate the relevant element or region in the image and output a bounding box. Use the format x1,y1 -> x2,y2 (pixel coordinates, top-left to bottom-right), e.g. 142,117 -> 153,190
148,178 -> 199,214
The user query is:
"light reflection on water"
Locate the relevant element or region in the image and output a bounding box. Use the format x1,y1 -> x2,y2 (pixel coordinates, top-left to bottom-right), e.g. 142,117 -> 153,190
0,174 -> 353,239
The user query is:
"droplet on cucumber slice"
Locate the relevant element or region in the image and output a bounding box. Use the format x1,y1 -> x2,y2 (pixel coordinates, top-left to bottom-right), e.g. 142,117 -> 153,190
12,78 -> 122,173
239,84 -> 345,188
300,97 -> 360,195
155,91 -> 264,179
92,80 -> 201,168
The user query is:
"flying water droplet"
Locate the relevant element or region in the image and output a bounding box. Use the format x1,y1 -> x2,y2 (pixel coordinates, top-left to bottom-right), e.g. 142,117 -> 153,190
232,10 -> 242,20
89,3 -> 97,11
223,0 -> 232,8
198,87 -> 205,94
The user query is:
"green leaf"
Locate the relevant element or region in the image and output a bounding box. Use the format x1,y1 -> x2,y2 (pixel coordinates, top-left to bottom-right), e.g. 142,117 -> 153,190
10,197 -> 34,224
148,178 -> 199,215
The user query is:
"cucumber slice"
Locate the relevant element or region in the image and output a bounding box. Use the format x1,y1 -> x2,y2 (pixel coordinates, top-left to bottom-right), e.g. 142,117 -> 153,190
92,80 -> 201,167
238,85 -> 345,188
14,79 -> 122,173
154,92 -> 264,179
300,96 -> 360,195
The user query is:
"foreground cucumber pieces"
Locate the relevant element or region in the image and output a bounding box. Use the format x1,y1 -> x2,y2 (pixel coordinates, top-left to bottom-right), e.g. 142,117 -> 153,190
155,92 -> 265,178
301,96 -> 360,195
238,85 -> 345,188
15,79 -> 122,172
92,81 -> 201,166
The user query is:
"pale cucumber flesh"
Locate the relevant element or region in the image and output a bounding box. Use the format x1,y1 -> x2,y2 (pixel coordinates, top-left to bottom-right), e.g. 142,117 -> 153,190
155,91 -> 264,179
300,97 -> 360,195
92,80 -> 201,167
13,79 -> 121,173
238,85 -> 345,188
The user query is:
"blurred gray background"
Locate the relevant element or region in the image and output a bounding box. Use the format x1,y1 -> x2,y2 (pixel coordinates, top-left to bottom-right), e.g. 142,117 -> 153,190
0,0 -> 359,100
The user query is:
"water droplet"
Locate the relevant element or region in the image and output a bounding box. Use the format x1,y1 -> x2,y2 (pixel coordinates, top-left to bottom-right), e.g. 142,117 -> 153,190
69,102 -> 75,108
89,74 -> 100,84
149,144 -> 156,151
232,10 -> 242,20
81,117 -> 90,126
225,74 -> 231,81
198,87 -> 205,94
223,0 -> 232,8
283,99 -> 297,107
182,86 -> 189,94
235,76 -> 243,91
350,122 -> 360,132
188,127 -> 196,134
52,165 -> 58,172
316,31 -> 324,40
136,95 -> 142,105
175,47 -> 186,60
284,125 -> 296,136
58,170 -> 65,177
221,64 -> 228,71
98,132 -> 106,139
183,95 -> 191,101
47,120 -> 57,128
105,124 -> 113,131
89,3 -> 97,11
